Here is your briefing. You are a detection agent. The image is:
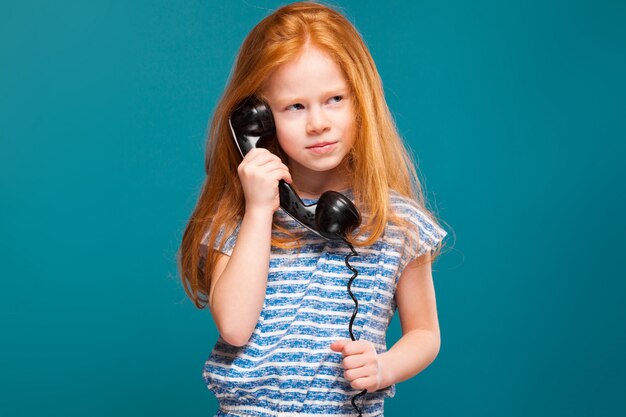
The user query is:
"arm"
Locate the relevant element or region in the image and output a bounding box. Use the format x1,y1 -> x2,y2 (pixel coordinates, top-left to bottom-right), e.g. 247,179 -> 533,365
330,252 -> 441,391
208,148 -> 292,347
208,207 -> 274,347
377,252 -> 441,389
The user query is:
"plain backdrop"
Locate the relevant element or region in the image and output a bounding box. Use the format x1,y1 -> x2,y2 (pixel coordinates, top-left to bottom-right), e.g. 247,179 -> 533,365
1,0 -> 624,416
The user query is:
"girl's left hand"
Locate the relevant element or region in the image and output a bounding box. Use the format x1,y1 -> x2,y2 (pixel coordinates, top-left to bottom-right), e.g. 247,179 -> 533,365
330,339 -> 383,392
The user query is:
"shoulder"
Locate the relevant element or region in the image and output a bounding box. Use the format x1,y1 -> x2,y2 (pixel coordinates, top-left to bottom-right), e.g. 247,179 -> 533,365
387,189 -> 447,259
201,218 -> 242,257
388,189 -> 429,222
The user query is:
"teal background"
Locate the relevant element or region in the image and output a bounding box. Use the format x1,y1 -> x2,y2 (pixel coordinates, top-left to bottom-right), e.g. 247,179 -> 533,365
1,0 -> 624,416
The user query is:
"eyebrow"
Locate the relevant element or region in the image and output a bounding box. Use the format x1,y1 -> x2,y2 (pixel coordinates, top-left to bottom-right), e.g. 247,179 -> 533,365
274,87 -> 350,105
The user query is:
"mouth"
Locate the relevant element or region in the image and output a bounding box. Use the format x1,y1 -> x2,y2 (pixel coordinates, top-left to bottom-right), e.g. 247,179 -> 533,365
306,141 -> 338,154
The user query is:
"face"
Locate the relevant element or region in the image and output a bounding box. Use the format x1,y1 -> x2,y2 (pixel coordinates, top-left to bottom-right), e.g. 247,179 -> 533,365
262,45 -> 356,179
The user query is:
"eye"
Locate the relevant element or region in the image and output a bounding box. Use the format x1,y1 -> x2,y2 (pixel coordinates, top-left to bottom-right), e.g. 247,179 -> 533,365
329,95 -> 343,104
286,103 -> 305,111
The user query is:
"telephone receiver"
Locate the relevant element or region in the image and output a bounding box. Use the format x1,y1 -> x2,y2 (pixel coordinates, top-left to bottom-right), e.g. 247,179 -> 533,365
228,96 -> 361,241
229,96 -> 368,413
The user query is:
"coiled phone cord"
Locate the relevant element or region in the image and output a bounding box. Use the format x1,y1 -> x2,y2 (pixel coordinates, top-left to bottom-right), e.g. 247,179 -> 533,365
344,241 -> 367,416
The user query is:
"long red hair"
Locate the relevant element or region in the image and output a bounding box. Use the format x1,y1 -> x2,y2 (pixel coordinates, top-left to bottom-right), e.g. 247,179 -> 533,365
178,1 -> 444,309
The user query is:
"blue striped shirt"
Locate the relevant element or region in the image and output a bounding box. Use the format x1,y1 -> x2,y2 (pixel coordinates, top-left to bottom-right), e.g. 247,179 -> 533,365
201,190 -> 447,417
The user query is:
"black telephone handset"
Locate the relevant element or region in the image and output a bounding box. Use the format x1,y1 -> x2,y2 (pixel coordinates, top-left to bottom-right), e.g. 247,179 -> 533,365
228,96 -> 368,415
228,96 -> 361,242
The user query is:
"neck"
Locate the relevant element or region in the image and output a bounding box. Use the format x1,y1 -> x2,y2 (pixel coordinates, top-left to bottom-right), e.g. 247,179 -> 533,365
289,162 -> 352,199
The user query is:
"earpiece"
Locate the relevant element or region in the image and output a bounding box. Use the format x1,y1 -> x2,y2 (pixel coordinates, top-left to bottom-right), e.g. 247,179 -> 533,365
228,96 -> 361,241
228,96 -> 276,155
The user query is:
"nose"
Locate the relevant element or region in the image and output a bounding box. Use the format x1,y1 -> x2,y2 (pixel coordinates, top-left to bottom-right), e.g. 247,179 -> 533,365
306,106 -> 331,135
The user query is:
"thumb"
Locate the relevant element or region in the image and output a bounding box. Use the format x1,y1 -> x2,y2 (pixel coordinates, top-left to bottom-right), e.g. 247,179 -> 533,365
330,339 -> 350,352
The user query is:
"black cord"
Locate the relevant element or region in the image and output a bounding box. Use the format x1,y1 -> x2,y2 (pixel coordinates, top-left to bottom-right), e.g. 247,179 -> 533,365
344,241 -> 367,416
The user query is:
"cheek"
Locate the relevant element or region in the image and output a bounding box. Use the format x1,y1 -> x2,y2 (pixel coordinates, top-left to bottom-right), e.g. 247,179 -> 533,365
274,120 -> 299,150
341,114 -> 357,143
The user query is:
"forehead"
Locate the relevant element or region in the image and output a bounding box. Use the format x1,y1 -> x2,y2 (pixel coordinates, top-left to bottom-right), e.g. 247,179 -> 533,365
263,45 -> 349,98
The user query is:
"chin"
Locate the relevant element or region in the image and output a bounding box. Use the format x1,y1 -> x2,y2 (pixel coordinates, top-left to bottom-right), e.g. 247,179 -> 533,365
288,151 -> 350,175
302,159 -> 344,173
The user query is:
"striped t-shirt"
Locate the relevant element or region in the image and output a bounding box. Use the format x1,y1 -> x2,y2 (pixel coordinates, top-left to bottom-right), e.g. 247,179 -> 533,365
201,189 -> 447,417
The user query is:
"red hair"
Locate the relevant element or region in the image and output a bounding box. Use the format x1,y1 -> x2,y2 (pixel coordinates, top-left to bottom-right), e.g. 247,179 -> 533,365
178,2 -> 444,309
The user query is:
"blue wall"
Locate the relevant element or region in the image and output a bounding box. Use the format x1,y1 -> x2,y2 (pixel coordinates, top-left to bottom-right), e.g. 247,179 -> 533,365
1,1 -> 624,416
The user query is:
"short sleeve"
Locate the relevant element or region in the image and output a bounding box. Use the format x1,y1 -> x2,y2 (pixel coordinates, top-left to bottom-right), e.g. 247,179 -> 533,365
409,207 -> 447,258
391,194 -> 447,265
200,222 -> 241,257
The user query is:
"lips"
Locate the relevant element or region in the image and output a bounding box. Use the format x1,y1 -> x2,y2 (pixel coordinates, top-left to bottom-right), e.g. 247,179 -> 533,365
306,141 -> 338,154
307,141 -> 337,149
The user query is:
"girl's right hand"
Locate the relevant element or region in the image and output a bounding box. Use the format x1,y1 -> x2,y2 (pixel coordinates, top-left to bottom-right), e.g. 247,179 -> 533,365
237,148 -> 292,214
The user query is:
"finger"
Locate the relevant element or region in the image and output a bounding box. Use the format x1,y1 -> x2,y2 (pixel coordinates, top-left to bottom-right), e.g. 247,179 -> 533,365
242,149 -> 283,168
253,160 -> 290,177
265,165 -> 292,184
238,159 -> 285,180
245,147 -> 271,157
254,156 -> 285,169
342,354 -> 369,370
350,376 -> 377,392
243,149 -> 278,166
344,340 -> 377,357
258,160 -> 288,172
344,364 -> 373,382
330,339 -> 351,352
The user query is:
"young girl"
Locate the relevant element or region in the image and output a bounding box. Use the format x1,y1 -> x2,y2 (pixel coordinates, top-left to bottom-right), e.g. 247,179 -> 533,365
179,2 -> 447,416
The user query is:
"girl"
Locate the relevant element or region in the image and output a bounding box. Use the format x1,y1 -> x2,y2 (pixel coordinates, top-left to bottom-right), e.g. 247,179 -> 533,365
179,2 -> 447,416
